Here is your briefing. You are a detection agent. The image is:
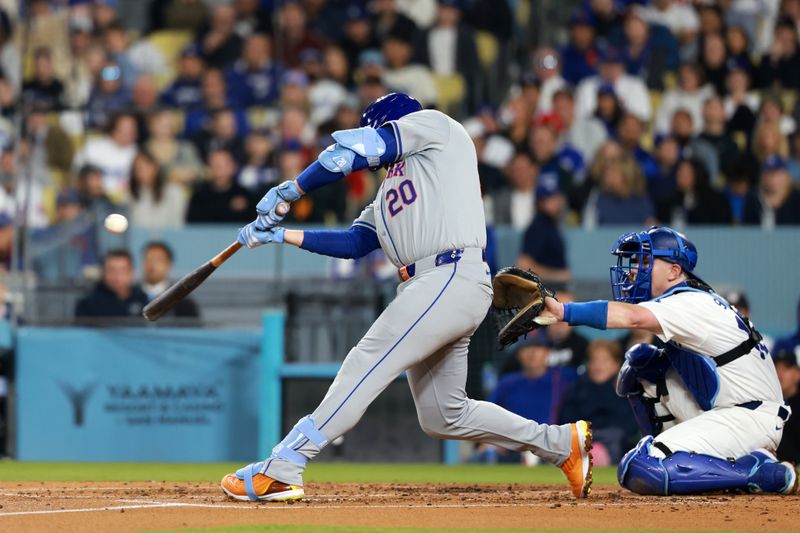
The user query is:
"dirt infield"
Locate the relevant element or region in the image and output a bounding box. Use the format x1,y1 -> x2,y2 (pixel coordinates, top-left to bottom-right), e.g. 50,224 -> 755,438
0,481 -> 796,532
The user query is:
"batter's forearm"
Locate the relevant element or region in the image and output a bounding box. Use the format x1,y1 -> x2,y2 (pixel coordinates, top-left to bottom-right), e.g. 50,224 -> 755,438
292,226 -> 381,259
284,229 -> 304,247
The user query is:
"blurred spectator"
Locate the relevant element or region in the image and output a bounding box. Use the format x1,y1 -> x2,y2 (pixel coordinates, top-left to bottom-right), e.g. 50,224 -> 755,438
74,112 -> 139,201
756,17 -> 800,90
141,241 -> 199,318
492,151 -> 537,229
723,156 -> 758,224
491,334 -> 577,424
689,97 -> 741,181
280,69 -> 311,109
63,21 -> 102,107
724,63 -> 758,139
192,107 -> 246,164
24,104 -> 74,177
340,4 -> 378,81
304,49 -> 348,126
86,61 -> 130,129
374,0 -> 419,44
654,63 -> 713,135
103,21 -> 167,88
186,149 -> 253,223
699,32 -> 728,95
0,9 -> 18,94
593,83 -> 624,135
743,155 -> 800,226
576,46 -> 652,121
559,339 -> 638,464
516,174 -> 569,283
656,158 -> 732,225
149,0 -> 210,33
553,87 -> 606,164
75,249 -> 149,319
274,1 -> 325,68
0,142 -> 48,229
583,154 -> 655,227
560,13 -> 599,86
130,75 -> 160,139
649,134 -> 679,202
531,48 -> 567,114
418,0 -> 480,113
21,47 -> 64,111
279,106 -> 315,148
774,347 -> 800,464
613,8 -> 679,90
382,31 -> 437,106
617,113 -> 658,182
529,122 -> 574,195
726,25 -> 755,77
160,45 -> 205,109
183,68 -> 248,136
197,4 -> 244,69
586,0 -> 623,39
788,133 -> 800,182
226,33 -> 282,108
0,213 -> 11,269
639,0 -> 699,58
128,151 -> 187,229
545,291 -> 590,368
30,188 -> 98,282
76,164 -> 118,223
23,0 -> 70,86
758,95 -> 796,137
238,129 -> 278,192
669,108 -> 695,149
145,109 -> 204,188
232,0 -> 271,38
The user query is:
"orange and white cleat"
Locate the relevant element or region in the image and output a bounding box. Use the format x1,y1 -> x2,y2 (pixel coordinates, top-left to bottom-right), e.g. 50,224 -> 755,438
221,462 -> 304,502
559,420 -> 593,498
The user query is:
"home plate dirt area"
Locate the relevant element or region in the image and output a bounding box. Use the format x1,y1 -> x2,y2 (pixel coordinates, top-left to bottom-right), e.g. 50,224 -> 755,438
0,482 -> 796,532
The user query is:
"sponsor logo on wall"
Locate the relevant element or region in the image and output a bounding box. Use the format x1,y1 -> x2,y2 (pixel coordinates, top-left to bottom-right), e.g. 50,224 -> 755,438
58,381 -> 224,427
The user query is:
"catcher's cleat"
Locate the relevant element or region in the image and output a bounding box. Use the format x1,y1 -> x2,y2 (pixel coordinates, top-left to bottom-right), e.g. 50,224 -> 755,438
778,462 -> 799,495
221,462 -> 304,502
560,420 -> 593,498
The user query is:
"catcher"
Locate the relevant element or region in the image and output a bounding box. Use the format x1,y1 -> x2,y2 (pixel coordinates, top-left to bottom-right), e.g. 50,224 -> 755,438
495,226 -> 797,495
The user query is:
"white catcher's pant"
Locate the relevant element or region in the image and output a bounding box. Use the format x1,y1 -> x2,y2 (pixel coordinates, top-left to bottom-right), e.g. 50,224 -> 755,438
264,258 -> 573,486
643,368 -> 787,459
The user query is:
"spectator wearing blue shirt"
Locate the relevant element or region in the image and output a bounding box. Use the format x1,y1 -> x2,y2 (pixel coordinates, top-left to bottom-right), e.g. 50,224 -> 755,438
516,173 -> 570,283
617,112 -> 659,183
225,33 -> 282,108
560,13 -> 599,86
183,69 -> 248,138
559,340 -> 639,464
583,153 -> 655,227
649,134 -> 679,203
491,334 -> 577,424
161,45 -> 205,110
86,61 -> 130,130
610,8 -> 679,90
529,121 -> 575,197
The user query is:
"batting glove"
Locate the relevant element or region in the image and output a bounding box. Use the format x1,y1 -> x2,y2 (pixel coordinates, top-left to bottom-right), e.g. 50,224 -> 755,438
238,223 -> 285,249
255,181 -> 302,229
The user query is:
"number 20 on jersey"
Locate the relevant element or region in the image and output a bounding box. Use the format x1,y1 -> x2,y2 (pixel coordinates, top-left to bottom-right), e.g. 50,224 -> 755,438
386,179 -> 417,216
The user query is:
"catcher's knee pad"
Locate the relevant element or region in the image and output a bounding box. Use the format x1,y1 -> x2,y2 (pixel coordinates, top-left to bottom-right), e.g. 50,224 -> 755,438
270,416 -> 329,466
618,437 -> 787,495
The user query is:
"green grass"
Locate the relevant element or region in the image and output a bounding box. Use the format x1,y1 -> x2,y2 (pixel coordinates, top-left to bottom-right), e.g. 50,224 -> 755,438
0,461 -> 618,486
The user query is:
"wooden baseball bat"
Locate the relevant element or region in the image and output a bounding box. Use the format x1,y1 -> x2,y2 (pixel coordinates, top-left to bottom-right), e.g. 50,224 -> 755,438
142,202 -> 289,321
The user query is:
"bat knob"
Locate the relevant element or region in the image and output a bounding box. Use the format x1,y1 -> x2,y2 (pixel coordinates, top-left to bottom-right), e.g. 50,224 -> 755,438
276,202 -> 290,216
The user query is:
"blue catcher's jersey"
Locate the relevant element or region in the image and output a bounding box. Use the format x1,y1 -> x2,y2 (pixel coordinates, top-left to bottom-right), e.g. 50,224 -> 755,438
639,287 -> 783,408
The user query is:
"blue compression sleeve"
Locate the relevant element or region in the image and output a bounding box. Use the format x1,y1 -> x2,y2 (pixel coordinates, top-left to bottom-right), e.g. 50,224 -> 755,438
563,301 -> 609,330
300,225 -> 381,259
296,126 -> 398,193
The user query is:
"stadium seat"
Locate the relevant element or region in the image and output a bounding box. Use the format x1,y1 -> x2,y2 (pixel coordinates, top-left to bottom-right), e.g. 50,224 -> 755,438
147,30 -> 194,87
433,74 -> 465,117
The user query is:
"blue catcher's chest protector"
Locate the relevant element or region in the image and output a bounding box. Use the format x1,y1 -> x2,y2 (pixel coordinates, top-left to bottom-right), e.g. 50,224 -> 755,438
654,283 -> 764,411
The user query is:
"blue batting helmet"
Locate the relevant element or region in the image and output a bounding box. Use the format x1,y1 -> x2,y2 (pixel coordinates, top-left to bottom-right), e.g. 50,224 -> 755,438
359,92 -> 422,128
610,226 -> 699,303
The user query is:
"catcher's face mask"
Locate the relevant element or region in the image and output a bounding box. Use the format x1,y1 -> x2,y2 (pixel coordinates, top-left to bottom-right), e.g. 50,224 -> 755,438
610,231 -> 654,304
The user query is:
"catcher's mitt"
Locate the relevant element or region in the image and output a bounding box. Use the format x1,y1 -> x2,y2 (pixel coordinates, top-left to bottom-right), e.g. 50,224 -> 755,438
492,267 -> 557,346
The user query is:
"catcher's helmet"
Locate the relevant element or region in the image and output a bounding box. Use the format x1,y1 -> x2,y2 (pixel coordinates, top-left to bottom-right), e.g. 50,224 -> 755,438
610,226 -> 699,303
359,92 -> 422,128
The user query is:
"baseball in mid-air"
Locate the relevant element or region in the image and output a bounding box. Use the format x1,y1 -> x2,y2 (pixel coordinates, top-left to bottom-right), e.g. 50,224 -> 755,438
104,213 -> 129,234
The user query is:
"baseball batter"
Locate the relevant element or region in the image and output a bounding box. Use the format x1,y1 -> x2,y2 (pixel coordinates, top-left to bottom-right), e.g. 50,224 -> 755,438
221,93 -> 593,501
537,226 -> 797,495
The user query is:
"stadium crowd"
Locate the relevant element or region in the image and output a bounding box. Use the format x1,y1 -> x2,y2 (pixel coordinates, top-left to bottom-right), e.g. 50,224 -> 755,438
0,0 -> 798,461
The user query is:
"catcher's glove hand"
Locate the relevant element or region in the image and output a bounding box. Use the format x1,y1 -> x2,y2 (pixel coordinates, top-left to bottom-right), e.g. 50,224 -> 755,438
492,267 -> 557,346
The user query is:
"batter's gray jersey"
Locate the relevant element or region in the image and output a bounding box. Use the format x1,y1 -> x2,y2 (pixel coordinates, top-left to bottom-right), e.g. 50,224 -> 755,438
352,110 -> 487,267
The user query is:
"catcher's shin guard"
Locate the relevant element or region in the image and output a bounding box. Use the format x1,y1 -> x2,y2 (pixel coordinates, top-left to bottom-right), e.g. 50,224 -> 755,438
618,437 -> 798,495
